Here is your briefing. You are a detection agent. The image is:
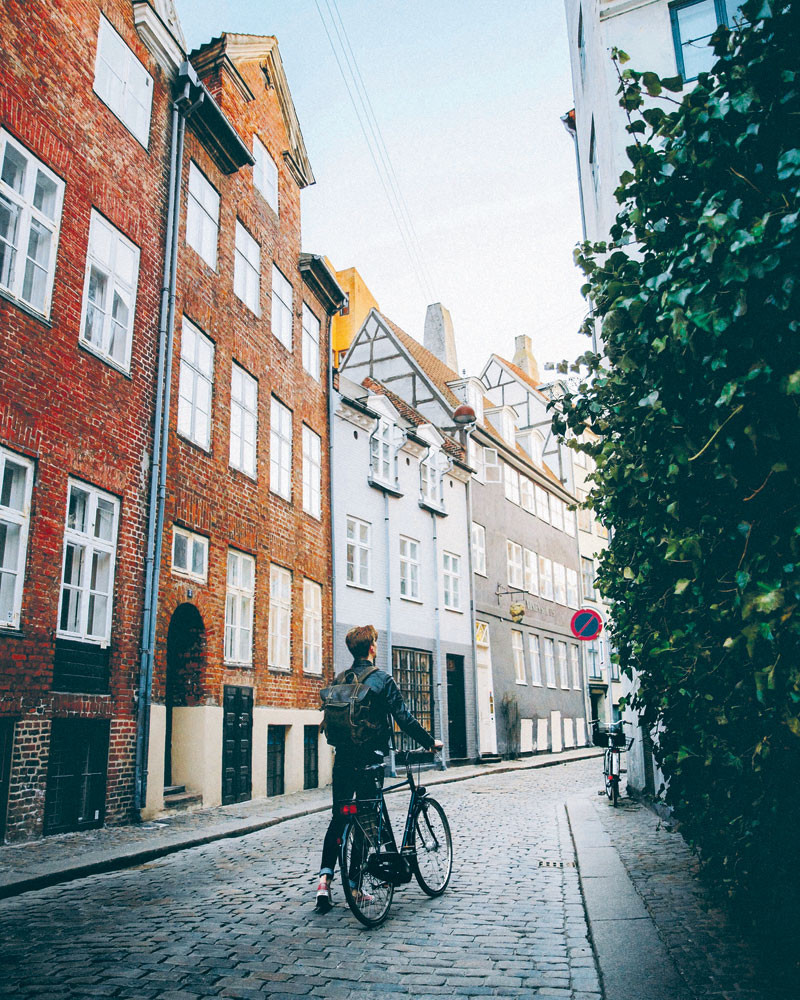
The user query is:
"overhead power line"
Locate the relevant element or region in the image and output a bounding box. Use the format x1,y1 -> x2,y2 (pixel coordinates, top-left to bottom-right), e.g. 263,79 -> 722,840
313,0 -> 437,304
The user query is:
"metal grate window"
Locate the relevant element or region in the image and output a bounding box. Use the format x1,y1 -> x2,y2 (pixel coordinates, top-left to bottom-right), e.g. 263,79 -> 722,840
267,725 -> 285,797
303,725 -> 319,789
391,648 -> 434,753
44,719 -> 109,835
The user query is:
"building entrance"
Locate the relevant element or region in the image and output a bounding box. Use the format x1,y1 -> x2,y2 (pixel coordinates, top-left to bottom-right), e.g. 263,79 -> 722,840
446,654 -> 467,760
165,603 -> 206,786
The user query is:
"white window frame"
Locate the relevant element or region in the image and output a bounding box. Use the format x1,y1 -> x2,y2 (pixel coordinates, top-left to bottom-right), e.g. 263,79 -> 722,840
79,210 -> 140,372
551,497 -> 565,532
302,303 -> 321,381
399,535 -> 421,601
252,134 -> 278,213
186,162 -> 219,270
271,263 -> 293,350
442,551 -> 461,611
370,418 -> 395,487
268,563 -> 291,671
535,484 -> 550,523
529,634 -> 542,686
93,14 -> 153,147
472,522 -> 486,577
270,396 -> 292,501
520,475 -> 534,513
539,556 -> 554,601
503,462 -> 520,506
468,438 -> 485,483
0,131 -> 65,317
512,629 -> 526,685
171,525 -> 208,584
565,505 -> 577,537
346,516 -> 371,589
484,446 -> 501,483
303,578 -> 322,674
558,640 -> 570,690
58,480 -> 120,646
0,448 -> 34,629
544,638 -> 556,688
524,548 -> 538,595
582,556 -> 597,601
177,317 -> 214,451
302,424 -> 321,519
420,449 -> 444,508
506,540 -> 523,590
567,568 -> 579,609
233,220 -> 260,315
554,562 -> 567,605
224,549 -> 255,666
230,362 -> 258,479
570,644 -> 581,690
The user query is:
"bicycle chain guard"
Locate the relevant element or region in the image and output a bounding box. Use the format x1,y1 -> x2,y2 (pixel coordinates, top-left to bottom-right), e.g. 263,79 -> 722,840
366,851 -> 413,886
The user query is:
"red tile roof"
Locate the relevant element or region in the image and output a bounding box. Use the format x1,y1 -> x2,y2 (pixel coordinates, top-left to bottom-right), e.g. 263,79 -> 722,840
361,376 -> 464,460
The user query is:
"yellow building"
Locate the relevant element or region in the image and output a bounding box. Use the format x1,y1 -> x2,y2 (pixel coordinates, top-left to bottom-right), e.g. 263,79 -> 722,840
329,264 -> 380,366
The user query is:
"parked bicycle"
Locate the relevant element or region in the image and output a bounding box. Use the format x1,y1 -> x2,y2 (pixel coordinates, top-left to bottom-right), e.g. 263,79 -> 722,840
338,748 -> 452,927
591,720 -> 633,807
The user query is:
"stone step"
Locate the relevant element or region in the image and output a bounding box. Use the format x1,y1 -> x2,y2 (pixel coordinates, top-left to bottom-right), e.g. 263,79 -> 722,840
163,790 -> 202,812
164,784 -> 186,796
481,754 -> 502,764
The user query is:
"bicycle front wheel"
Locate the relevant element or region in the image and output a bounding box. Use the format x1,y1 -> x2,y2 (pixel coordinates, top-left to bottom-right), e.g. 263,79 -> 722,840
340,820 -> 394,927
411,797 -> 452,896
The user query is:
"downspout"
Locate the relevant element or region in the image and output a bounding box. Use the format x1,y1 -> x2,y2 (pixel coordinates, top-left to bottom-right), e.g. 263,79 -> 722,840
561,109 -> 597,356
430,509 -> 447,769
462,425 -> 481,761
328,359 -> 337,680
134,77 -> 203,813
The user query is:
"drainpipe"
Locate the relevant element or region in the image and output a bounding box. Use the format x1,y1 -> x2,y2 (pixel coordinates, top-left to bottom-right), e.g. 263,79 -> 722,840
430,509 -> 447,770
134,76 -> 204,813
561,109 -> 597,355
328,360 -> 337,679
462,425 -> 481,761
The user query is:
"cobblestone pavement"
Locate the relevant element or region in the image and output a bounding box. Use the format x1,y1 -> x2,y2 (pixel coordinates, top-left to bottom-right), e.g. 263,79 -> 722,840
0,760 -> 602,1000
595,796 -> 795,1000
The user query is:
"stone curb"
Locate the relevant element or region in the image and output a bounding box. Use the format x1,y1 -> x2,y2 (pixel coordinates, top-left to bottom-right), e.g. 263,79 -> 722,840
0,747 -> 602,901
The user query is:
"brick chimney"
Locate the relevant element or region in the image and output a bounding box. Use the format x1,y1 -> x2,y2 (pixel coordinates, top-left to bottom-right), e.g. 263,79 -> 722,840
424,303 -> 458,372
512,335 -> 540,385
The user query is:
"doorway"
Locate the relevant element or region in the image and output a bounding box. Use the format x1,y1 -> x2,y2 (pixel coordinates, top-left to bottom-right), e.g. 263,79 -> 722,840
165,603 -> 206,786
0,719 -> 14,841
475,621 -> 497,755
446,655 -> 467,760
222,685 -> 252,805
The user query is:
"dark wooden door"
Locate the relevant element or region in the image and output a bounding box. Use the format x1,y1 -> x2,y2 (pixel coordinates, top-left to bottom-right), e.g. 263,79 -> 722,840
43,719 -> 109,834
446,654 -> 468,760
0,719 -> 14,842
222,686 -> 252,805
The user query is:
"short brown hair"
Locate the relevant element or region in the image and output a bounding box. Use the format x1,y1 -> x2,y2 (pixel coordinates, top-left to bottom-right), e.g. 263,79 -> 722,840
346,624 -> 378,659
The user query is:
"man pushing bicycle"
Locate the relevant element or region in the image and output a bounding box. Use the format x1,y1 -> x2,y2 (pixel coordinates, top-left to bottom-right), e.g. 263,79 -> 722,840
314,624 -> 442,913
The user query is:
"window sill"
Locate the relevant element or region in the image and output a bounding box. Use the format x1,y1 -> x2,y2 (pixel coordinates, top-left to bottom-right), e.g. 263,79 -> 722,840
224,661 -> 253,669
418,499 -> 447,516
229,463 -> 258,483
56,632 -> 110,648
303,668 -> 323,677
171,568 -> 208,585
399,595 -> 423,605
269,487 -> 293,505
515,680 -> 528,686
268,665 -> 292,674
444,606 -> 464,614
345,582 -> 374,593
368,477 -> 403,498
177,432 -> 212,454
531,680 -> 543,687
78,339 -> 133,379
302,508 -> 322,521
0,624 -> 24,637
0,285 -> 54,327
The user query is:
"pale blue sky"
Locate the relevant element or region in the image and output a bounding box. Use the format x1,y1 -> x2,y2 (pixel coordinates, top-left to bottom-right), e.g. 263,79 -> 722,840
175,1 -> 588,377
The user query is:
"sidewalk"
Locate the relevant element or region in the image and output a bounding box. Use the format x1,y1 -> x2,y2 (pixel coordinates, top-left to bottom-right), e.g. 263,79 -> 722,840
0,745 -> 601,900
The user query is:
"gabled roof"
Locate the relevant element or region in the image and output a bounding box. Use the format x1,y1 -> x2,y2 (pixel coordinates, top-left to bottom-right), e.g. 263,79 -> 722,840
380,315 -> 462,409
489,354 -> 550,402
361,377 -> 464,460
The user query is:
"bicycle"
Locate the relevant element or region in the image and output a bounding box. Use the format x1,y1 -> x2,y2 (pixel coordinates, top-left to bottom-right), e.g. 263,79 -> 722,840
337,749 -> 453,927
591,720 -> 633,807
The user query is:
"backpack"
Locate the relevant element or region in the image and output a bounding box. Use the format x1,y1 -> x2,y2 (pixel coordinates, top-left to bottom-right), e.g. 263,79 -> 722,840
320,664 -> 383,747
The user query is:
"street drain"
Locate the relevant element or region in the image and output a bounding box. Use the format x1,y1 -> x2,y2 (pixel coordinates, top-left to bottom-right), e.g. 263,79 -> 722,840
538,859 -> 577,868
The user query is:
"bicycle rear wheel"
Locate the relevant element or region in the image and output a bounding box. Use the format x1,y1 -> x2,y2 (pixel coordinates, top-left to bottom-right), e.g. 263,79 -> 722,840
411,797 -> 452,896
340,820 -> 394,927
604,750 -> 614,801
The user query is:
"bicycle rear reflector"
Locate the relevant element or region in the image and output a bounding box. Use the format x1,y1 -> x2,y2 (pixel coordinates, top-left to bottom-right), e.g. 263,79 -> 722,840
340,803 -> 358,815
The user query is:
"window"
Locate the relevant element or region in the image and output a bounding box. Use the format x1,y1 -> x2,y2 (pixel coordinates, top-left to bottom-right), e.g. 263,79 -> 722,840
399,536 -> 420,600
506,541 -> 523,589
503,463 -> 520,505
578,6 -> 586,81
177,318 -> 214,450
595,518 -> 609,539
484,447 -> 501,483
302,303 -> 321,381
524,548 -> 538,595
588,640 -> 601,678
468,438 -> 485,483
512,630 -> 526,684
230,363 -> 257,478
570,644 -> 581,689
271,264 -> 293,350
186,163 -> 219,269
610,642 -> 620,681
670,0 -> 744,81
303,579 -> 322,674
551,497 -> 565,532
58,481 -> 119,644
535,484 -> 550,523
0,131 -> 64,316
577,487 -> 592,532
0,448 -> 34,629
268,564 -> 291,670
539,556 -> 554,601
558,641 -> 569,690
233,221 -> 260,314
442,551 -> 461,611
465,381 -> 484,423
303,725 -> 319,789
567,568 -> 579,609
392,648 -> 434,753
565,505 -> 577,537
93,15 -> 152,146
472,522 -> 486,576
79,211 -> 140,371
554,562 -> 567,605
500,409 -> 517,444
224,550 -> 254,665
267,725 -> 285,796
301,425 -> 321,519
370,419 -> 395,486
420,449 -> 444,508
252,135 -> 278,213
171,526 -> 208,583
589,118 -> 599,194
520,475 -> 534,513
270,396 -> 292,501
544,638 -> 556,688
529,634 -> 542,685
582,556 -> 597,601
346,516 -> 371,588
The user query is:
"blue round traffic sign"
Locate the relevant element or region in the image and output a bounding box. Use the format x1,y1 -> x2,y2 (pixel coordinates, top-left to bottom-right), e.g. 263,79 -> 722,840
570,608 -> 603,641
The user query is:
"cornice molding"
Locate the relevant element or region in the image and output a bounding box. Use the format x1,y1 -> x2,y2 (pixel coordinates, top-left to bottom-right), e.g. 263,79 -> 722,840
132,1 -> 185,76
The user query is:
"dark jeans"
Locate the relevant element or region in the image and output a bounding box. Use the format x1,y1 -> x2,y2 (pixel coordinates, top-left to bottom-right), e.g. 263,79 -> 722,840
319,752 -> 386,878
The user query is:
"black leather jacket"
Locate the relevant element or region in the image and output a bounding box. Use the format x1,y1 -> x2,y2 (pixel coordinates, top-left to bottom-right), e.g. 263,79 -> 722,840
340,657 -> 436,757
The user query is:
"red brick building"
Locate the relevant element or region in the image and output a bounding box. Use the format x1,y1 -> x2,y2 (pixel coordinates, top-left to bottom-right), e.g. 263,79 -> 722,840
0,0 -> 175,839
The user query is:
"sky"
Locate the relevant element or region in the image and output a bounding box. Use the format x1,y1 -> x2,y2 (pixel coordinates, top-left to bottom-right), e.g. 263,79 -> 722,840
175,0 -> 589,379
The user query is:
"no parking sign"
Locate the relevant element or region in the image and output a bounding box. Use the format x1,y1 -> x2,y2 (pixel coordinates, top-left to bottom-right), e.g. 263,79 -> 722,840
570,609 -> 604,641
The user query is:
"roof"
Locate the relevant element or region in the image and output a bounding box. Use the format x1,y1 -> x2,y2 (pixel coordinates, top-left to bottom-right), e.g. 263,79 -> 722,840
378,315 -> 462,409
492,355 -> 550,402
361,377 -> 464,461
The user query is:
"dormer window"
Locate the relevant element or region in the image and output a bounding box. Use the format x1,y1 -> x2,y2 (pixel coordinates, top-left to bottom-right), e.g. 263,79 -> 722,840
420,448 -> 445,509
465,382 -> 484,424
369,418 -> 395,486
500,409 -> 517,444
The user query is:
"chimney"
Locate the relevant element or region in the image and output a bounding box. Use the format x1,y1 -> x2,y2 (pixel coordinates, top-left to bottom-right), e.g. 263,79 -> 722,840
424,303 -> 458,372
512,335 -> 540,385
